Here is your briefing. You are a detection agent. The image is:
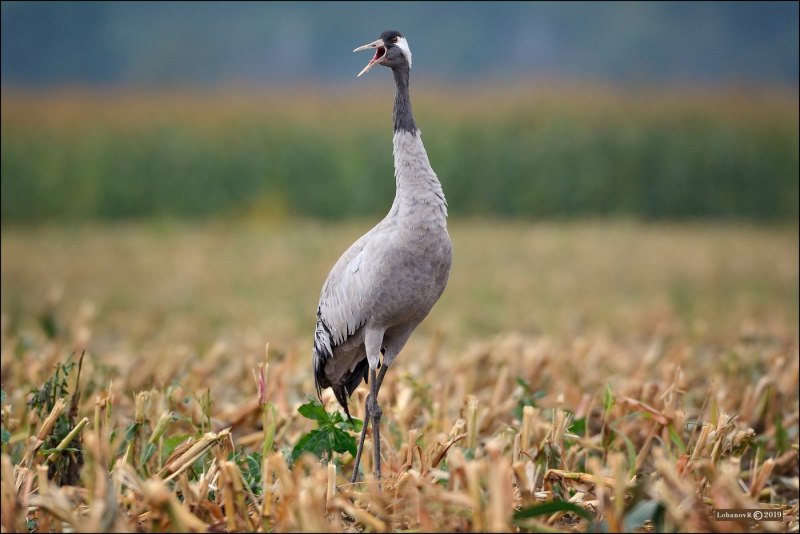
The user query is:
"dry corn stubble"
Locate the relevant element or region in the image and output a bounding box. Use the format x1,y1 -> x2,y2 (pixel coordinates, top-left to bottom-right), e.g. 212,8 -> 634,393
1,221 -> 797,532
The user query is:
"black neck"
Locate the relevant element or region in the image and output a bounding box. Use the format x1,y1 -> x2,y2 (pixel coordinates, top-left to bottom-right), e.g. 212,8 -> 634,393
392,64 -> 416,134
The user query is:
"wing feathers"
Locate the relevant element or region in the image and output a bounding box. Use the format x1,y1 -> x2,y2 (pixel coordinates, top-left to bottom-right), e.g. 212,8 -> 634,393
312,234 -> 375,402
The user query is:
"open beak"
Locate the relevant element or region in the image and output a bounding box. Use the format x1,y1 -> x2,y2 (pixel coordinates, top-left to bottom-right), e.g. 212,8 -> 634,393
353,39 -> 386,77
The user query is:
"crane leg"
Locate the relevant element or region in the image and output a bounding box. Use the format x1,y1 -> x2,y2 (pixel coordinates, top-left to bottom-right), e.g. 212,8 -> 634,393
368,365 -> 389,483
350,364 -> 389,484
351,396 -> 371,483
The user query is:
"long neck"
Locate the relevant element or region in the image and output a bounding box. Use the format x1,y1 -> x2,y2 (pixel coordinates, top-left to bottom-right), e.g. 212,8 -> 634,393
389,65 -> 448,223
392,65 -> 416,134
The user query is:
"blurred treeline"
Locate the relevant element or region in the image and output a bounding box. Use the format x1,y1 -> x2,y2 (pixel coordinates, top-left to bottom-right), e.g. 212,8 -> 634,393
1,86 -> 798,223
2,2 -> 798,86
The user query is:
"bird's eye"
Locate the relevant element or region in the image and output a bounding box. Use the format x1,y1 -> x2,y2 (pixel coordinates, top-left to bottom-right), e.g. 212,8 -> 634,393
391,37 -> 398,44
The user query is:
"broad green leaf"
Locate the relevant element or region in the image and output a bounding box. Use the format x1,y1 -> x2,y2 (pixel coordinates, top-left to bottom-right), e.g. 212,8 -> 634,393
297,401 -> 330,423
291,428 -> 328,461
330,426 -> 357,457
341,417 -> 363,432
328,410 -> 344,424
293,400 -> 363,463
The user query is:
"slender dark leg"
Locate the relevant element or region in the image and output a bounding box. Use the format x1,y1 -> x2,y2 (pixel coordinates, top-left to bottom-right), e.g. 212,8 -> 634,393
368,365 -> 389,482
351,395 -> 371,483
350,364 -> 389,484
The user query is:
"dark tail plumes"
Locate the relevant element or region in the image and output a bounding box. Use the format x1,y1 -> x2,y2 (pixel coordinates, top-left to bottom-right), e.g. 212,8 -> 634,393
313,308 -> 371,421
332,358 -> 369,421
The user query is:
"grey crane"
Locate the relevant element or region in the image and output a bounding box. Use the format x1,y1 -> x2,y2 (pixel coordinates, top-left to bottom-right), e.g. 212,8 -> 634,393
312,30 -> 452,484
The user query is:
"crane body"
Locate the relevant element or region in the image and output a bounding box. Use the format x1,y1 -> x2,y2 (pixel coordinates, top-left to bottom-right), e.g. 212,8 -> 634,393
312,30 -> 451,483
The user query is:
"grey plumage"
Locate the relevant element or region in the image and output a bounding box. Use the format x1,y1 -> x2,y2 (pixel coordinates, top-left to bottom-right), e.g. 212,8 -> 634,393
312,31 -> 451,481
313,130 -> 451,410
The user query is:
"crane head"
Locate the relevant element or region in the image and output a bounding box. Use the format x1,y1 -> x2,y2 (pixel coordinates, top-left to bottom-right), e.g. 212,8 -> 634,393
353,30 -> 412,77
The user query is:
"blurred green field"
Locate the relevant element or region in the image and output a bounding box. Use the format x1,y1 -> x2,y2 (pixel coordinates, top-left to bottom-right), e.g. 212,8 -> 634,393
2,85 -> 798,223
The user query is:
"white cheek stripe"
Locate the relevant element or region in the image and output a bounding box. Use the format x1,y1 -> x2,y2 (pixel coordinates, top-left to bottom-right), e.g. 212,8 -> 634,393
396,37 -> 412,67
